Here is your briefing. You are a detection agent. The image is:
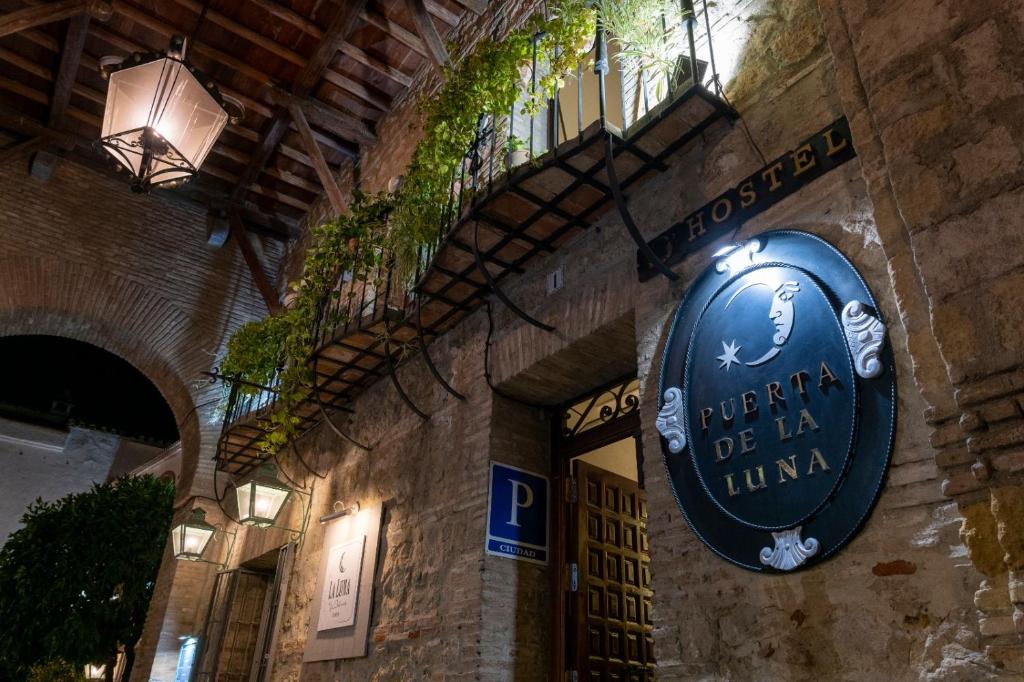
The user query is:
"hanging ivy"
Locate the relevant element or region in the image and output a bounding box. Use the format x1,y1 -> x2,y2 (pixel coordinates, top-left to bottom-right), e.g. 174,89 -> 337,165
219,0 -> 690,454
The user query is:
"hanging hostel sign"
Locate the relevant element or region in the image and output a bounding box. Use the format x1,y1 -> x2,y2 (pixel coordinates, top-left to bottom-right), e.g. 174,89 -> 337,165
655,231 -> 895,571
637,118 -> 857,281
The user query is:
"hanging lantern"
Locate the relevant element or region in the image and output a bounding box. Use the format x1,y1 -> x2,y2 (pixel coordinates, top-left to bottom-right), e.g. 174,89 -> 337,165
234,462 -> 292,528
170,508 -> 217,561
99,35 -> 231,192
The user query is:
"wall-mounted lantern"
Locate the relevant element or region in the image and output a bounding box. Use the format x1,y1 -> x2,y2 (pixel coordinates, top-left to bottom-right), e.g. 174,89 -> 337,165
99,35 -> 239,192
234,462 -> 293,528
170,508 -> 217,561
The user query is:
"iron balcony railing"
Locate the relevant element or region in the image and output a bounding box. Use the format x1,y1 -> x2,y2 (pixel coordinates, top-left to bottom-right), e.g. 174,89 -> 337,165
216,0 -> 724,459
411,0 -> 720,281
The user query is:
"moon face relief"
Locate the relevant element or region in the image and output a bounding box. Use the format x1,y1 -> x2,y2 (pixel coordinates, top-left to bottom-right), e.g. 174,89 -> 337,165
658,231 -> 896,572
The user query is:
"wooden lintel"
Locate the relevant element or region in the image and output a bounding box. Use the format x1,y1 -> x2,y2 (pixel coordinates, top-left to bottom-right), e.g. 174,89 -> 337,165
287,102 -> 348,215
405,0 -> 450,70
228,212 -> 282,313
48,12 -> 90,130
263,85 -> 376,146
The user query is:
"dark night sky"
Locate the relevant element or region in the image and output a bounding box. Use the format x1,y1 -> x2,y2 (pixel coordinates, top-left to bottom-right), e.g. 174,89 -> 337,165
0,335 -> 179,445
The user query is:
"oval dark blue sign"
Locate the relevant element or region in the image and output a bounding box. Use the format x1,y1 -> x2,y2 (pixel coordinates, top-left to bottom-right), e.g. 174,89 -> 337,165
658,231 -> 895,572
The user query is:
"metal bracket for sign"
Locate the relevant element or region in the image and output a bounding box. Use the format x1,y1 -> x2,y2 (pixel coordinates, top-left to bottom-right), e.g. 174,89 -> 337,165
471,219 -> 556,333
604,132 -> 679,282
414,297 -> 466,401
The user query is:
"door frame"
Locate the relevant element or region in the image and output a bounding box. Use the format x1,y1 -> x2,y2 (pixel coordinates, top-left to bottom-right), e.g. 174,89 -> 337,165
549,375 -> 644,681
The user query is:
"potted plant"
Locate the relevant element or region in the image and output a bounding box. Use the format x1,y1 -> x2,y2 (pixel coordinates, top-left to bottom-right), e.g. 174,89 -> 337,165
506,135 -> 530,170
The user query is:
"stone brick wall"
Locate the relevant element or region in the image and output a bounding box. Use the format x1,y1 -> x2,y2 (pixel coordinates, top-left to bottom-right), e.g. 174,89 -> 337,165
816,0 -> 1024,671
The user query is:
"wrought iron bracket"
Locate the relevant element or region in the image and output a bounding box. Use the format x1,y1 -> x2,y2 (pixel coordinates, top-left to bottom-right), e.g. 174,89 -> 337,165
471,219 -> 556,333
604,133 -> 679,282
382,316 -> 431,420
311,355 -> 373,451
415,297 -> 466,401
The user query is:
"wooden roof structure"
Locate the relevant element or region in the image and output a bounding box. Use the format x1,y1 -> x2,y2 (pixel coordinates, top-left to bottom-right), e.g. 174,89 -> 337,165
0,0 -> 481,241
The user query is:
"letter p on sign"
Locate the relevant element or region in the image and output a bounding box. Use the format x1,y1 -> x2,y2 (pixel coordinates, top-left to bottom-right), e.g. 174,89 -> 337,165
507,479 -> 534,527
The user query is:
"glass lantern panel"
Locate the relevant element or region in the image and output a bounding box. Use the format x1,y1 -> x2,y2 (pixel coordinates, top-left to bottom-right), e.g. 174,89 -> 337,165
236,484 -> 252,523
152,59 -> 228,169
102,59 -> 165,141
172,521 -> 213,558
252,485 -> 289,523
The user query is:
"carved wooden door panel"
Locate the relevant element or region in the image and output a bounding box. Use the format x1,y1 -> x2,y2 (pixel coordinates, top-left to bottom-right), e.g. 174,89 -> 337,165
574,460 -> 655,681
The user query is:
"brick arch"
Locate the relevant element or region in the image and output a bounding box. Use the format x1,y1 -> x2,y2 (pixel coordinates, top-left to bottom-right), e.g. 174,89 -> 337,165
0,255 -> 217,501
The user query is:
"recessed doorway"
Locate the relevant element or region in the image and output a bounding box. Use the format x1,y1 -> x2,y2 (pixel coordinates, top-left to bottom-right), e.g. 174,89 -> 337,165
553,377 -> 655,681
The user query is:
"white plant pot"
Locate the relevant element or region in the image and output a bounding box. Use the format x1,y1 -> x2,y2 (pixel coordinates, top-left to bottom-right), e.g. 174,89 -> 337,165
506,149 -> 530,170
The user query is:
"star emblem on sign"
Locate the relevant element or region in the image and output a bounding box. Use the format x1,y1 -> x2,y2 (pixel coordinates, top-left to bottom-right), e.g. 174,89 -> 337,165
716,339 -> 742,371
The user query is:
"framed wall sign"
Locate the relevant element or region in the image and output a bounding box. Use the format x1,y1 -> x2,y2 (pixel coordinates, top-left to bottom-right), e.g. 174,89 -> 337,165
304,501 -> 383,662
486,462 -> 549,565
317,536 -> 365,631
656,230 -> 895,572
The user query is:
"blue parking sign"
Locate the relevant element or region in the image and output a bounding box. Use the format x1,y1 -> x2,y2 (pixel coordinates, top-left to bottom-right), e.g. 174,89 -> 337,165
486,462 -> 549,565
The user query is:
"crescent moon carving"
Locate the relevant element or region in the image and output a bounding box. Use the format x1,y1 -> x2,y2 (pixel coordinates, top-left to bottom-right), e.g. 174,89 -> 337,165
722,280 -> 800,368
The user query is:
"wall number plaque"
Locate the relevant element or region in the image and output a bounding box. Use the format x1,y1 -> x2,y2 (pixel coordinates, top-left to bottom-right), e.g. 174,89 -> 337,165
656,231 -> 895,572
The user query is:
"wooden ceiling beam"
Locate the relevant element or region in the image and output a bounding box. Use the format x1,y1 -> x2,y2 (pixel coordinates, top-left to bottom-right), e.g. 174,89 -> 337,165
287,102 -> 347,214
404,0 -> 450,69
0,0 -> 109,39
248,0 -> 323,39
452,0 -> 486,15
229,114 -> 290,204
264,84 -> 376,146
237,205 -> 299,241
168,0 -> 306,68
228,211 -> 282,314
108,0 -> 271,85
230,0 -> 368,212
48,12 -> 91,129
263,166 -> 321,194
423,0 -> 460,26
361,8 -> 427,59
339,42 -> 412,88
322,71 -> 390,112
293,0 -> 368,96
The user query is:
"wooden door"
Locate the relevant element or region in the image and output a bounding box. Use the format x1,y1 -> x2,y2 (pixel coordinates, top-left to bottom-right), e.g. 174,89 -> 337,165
194,569 -> 271,682
573,460 -> 654,681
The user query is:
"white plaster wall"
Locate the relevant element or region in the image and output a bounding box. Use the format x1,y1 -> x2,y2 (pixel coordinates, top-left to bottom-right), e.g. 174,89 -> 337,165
0,417 -> 119,543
